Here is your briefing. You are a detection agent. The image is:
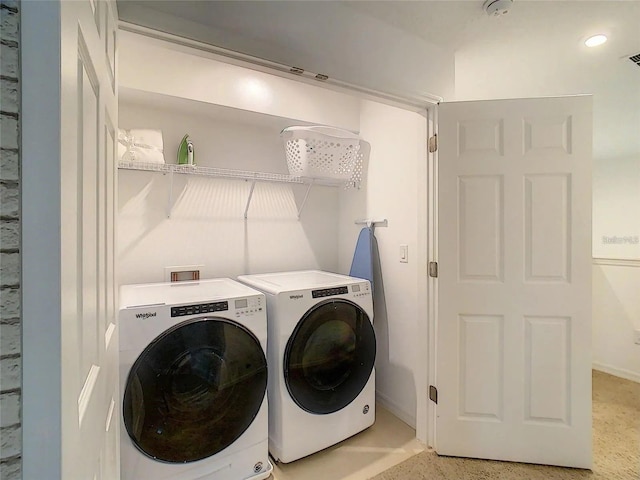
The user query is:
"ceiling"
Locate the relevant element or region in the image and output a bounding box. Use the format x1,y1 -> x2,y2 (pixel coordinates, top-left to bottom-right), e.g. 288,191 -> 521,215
117,0 -> 640,161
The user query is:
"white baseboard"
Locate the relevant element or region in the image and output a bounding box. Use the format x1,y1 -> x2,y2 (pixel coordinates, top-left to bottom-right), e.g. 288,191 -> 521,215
376,391 -> 416,429
593,362 -> 640,383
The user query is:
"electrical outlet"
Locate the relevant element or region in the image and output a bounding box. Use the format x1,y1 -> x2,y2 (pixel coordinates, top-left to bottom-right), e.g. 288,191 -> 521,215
634,329 -> 640,345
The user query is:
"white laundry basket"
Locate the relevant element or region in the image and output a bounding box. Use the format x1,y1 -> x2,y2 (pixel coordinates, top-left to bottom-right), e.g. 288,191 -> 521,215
281,126 -> 365,183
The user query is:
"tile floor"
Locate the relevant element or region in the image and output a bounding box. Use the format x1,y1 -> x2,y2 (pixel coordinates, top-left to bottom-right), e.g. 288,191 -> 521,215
270,406 -> 425,480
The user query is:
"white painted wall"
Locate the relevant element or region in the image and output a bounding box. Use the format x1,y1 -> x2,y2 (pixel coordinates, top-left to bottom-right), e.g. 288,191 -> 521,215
591,156 -> 640,382
592,261 -> 640,382
339,101 -> 428,427
593,155 -> 640,260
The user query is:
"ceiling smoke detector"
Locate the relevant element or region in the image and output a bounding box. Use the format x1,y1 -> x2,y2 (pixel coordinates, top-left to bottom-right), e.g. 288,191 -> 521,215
483,0 -> 513,16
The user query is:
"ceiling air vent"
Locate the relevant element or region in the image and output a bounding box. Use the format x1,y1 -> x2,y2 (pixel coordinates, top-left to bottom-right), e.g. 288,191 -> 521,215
629,53 -> 640,67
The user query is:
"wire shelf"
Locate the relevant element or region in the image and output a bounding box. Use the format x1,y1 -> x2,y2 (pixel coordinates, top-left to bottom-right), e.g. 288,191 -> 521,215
117,161 -> 346,186
118,161 -> 352,219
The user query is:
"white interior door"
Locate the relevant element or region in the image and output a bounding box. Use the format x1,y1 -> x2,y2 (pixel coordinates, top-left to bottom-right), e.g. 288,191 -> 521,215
435,96 -> 592,468
22,0 -> 119,478
61,1 -> 120,477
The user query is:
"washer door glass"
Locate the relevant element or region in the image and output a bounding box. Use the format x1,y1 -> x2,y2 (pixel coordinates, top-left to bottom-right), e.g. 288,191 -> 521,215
123,317 -> 267,463
284,299 -> 376,414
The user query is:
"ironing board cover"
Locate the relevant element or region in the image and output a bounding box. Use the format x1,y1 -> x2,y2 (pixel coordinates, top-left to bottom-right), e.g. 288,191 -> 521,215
349,227 -> 374,293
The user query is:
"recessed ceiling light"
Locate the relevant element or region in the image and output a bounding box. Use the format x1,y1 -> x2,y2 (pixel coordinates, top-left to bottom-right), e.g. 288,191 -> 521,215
585,34 -> 607,47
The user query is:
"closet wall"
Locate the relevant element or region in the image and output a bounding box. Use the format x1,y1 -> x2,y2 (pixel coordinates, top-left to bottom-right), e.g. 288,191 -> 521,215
338,101 -> 428,426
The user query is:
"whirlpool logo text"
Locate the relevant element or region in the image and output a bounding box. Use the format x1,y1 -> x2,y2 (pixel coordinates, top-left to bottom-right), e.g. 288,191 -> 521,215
135,312 -> 157,319
289,294 -> 304,300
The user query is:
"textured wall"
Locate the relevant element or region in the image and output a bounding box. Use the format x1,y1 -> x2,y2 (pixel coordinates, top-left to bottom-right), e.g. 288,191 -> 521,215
0,0 -> 21,478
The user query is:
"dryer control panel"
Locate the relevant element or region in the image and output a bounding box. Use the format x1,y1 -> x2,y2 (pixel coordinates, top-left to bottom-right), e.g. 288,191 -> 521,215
312,286 -> 348,298
351,283 -> 371,298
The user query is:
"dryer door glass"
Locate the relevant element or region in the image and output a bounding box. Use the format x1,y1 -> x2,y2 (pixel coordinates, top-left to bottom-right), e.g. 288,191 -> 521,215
123,317 -> 267,463
284,299 -> 376,414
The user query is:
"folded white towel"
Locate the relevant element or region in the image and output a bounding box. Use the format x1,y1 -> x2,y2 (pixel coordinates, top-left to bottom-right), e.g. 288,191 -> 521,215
118,128 -> 165,164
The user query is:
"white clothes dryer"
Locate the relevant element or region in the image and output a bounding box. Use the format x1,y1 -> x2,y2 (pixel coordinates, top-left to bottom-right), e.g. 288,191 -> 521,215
237,270 -> 376,463
119,278 -> 273,480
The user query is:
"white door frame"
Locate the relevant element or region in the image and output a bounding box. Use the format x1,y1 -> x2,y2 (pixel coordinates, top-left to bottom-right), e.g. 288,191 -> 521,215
414,104 -> 433,445
425,104 -> 440,447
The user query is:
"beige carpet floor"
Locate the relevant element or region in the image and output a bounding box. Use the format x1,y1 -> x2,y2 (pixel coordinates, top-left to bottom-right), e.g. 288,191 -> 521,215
371,370 -> 640,480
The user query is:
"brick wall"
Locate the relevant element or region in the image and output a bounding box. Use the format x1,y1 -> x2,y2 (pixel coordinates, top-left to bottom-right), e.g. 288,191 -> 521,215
0,0 -> 21,478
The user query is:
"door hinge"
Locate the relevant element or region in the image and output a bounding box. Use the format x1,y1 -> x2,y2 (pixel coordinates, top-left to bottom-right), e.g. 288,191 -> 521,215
428,134 -> 438,153
429,261 -> 438,278
429,385 -> 438,404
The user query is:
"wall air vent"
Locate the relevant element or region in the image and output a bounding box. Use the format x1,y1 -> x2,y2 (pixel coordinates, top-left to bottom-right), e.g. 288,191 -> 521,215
629,53 -> 640,67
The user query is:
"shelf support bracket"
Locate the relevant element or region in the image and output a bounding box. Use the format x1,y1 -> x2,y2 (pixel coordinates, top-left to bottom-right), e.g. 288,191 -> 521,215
297,182 -> 314,219
166,168 -> 175,218
244,180 -> 257,220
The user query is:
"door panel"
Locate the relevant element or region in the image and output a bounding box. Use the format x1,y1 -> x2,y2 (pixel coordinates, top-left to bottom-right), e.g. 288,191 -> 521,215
458,175 -> 504,281
524,316 -> 571,424
458,314 -> 504,421
435,96 -> 592,468
79,38 -> 100,386
524,174 -> 571,282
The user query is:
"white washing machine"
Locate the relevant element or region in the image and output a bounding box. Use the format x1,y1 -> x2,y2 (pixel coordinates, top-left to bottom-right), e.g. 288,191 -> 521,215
237,270 -> 376,463
119,278 -> 273,480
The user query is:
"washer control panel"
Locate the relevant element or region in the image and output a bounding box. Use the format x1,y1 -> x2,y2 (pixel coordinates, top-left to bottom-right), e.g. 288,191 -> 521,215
171,301 -> 228,318
234,296 -> 264,318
